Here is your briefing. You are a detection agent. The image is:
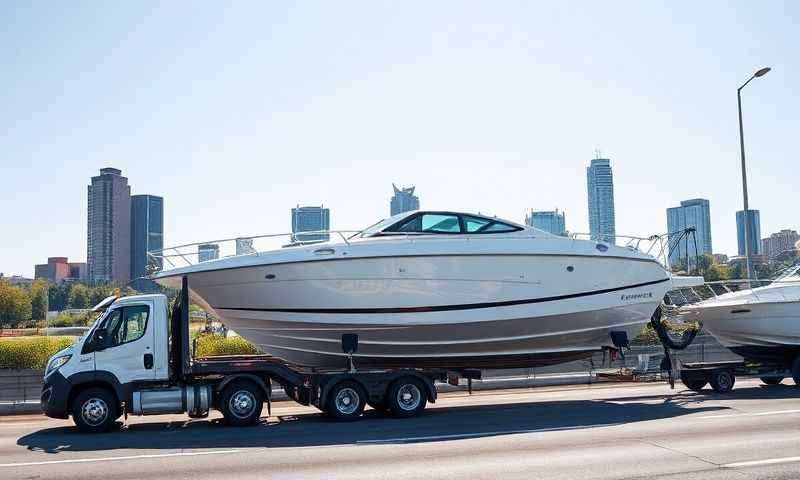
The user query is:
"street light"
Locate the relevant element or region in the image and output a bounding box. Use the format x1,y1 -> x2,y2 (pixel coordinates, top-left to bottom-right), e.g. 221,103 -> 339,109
737,66 -> 770,281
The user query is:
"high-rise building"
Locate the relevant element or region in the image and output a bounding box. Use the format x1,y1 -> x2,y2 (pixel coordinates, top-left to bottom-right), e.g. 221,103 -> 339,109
390,184 -> 419,216
130,194 -> 164,279
291,205 -> 330,243
736,209 -> 762,256
762,229 -> 800,260
713,253 -> 729,265
34,257 -> 87,282
235,238 -> 256,255
198,244 -> 219,262
525,209 -> 567,236
666,199 -> 713,268
87,168 -> 131,283
586,158 -> 616,243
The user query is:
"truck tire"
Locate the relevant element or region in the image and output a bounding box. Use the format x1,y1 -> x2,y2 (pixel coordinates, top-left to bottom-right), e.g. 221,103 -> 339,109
387,377 -> 427,418
792,356 -> 800,386
325,381 -> 365,421
681,377 -> 707,392
709,369 -> 735,393
219,381 -> 264,427
760,376 -> 783,386
71,387 -> 119,434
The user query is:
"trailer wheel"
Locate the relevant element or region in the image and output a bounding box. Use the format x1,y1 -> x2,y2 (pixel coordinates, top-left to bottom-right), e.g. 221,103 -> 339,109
219,381 -> 264,427
325,381 -> 365,421
387,377 -> 427,418
792,356 -> 800,386
709,369 -> 735,393
71,387 -> 119,434
681,378 -> 707,392
760,376 -> 784,386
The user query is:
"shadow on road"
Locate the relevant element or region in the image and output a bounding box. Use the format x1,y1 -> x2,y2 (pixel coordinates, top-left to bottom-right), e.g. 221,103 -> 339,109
16,385 -> 763,454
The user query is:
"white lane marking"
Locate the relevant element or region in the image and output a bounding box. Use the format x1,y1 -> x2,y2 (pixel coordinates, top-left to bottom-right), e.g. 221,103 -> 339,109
0,449 -> 241,468
356,422 -> 621,444
699,409 -> 800,419
722,456 -> 800,468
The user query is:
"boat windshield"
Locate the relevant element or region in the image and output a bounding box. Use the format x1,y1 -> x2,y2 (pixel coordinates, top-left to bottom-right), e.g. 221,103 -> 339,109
774,263 -> 800,282
354,212 -> 416,238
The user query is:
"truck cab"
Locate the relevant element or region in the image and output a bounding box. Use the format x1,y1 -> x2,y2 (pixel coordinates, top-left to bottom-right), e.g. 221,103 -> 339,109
41,294 -> 190,432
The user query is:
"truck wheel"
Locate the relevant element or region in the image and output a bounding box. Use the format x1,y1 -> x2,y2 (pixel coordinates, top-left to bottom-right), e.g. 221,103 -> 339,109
325,381 -> 365,421
760,376 -> 783,386
792,356 -> 800,386
71,387 -> 119,434
387,377 -> 427,418
710,369 -> 735,393
681,378 -> 707,392
219,381 -> 264,427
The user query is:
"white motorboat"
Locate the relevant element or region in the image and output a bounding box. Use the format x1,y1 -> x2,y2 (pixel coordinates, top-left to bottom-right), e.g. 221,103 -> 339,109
152,211 -> 679,369
681,264 -> 800,365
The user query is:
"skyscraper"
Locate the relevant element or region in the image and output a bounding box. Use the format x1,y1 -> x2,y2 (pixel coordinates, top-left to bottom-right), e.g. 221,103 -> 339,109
586,158 -> 616,243
130,194 -> 164,279
761,229 -> 799,260
390,184 -> 419,216
666,198 -> 713,268
198,244 -> 219,262
87,168 -> 131,283
291,205 -> 330,243
525,209 -> 567,236
736,209 -> 762,256
236,238 -> 256,255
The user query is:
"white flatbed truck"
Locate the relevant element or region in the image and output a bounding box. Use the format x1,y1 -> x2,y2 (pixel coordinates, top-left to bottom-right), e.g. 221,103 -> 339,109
41,276 -> 469,433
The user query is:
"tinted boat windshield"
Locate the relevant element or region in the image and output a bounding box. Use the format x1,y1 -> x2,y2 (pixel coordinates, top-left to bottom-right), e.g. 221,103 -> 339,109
382,212 -> 522,235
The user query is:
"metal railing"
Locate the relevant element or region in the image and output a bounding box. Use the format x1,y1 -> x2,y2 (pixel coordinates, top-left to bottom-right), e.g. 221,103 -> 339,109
666,277 -> 800,306
147,228 -> 686,275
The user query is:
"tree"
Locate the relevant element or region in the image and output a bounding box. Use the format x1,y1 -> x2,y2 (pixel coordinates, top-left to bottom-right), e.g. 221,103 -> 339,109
30,279 -> 49,320
705,263 -> 729,282
68,283 -> 90,309
89,285 -> 113,306
0,280 -> 32,328
48,282 -> 70,311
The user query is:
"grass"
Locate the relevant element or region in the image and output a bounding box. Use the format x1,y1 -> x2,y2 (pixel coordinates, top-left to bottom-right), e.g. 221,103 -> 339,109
194,334 -> 259,357
0,336 -> 76,369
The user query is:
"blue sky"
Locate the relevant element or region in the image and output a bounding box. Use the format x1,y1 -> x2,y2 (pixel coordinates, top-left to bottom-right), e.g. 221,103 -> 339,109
2,1 -> 798,277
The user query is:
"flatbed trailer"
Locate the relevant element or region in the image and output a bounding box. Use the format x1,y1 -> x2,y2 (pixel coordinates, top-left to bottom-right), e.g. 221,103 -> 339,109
41,276 -> 480,432
679,360 -> 794,393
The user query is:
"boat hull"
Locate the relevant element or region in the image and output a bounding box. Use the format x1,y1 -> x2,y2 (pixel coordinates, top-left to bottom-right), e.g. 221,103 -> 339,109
213,302 -> 658,369
692,299 -> 800,364
156,250 -> 670,369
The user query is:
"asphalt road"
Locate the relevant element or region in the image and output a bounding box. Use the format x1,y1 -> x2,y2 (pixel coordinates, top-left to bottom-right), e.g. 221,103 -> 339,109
1,378 -> 799,479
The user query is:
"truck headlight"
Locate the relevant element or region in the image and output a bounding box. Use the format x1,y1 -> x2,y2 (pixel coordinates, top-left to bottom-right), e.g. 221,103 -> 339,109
45,355 -> 72,377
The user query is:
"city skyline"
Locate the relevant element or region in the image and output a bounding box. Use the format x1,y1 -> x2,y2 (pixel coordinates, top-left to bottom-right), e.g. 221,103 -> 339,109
666,198 -> 713,268
525,209 -> 567,237
736,209 -> 762,257
586,158 -> 616,243
2,3 -> 798,277
390,184 -> 420,216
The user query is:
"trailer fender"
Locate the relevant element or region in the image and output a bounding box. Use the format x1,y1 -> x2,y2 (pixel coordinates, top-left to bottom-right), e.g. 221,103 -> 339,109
215,374 -> 270,404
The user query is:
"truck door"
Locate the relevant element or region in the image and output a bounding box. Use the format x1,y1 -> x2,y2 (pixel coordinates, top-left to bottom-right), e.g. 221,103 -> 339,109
93,301 -> 157,384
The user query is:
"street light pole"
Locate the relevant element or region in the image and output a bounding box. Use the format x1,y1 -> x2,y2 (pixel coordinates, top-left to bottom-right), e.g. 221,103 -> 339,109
737,67 -> 770,281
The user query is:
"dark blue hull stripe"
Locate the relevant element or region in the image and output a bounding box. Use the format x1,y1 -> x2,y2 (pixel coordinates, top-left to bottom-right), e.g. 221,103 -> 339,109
214,277 -> 670,315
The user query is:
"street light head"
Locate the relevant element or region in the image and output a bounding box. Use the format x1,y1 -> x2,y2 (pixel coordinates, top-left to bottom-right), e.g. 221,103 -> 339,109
754,67 -> 771,77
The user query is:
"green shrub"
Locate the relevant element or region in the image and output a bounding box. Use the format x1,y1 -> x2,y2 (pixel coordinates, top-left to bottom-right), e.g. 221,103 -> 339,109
194,334 -> 259,357
50,311 -> 94,327
0,336 -> 75,369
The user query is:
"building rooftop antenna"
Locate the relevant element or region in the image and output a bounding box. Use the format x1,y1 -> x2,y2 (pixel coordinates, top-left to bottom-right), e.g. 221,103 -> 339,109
594,149 -> 603,159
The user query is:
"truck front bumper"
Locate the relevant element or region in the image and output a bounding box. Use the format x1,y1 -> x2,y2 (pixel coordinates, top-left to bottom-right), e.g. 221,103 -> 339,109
41,371 -> 71,419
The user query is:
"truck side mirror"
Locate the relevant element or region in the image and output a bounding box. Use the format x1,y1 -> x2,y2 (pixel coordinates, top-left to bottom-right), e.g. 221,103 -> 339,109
92,328 -> 108,351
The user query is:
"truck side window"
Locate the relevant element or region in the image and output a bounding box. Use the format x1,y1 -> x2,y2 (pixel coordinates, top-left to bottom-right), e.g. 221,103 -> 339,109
106,305 -> 149,347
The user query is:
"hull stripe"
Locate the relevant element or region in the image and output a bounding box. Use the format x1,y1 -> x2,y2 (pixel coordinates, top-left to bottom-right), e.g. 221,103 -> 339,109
214,277 -> 669,314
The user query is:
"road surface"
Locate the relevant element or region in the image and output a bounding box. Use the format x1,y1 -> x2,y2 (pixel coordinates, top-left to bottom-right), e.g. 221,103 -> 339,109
1,378 -> 799,479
